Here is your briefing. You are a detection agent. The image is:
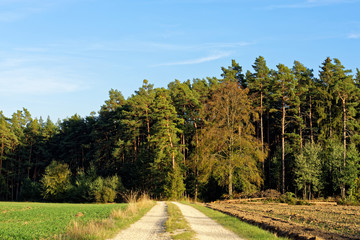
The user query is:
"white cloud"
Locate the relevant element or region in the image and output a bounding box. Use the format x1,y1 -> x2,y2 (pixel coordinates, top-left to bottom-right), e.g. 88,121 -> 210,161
152,52 -> 231,67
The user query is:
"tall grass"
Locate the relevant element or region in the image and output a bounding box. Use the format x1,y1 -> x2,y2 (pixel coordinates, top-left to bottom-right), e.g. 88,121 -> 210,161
63,192 -> 154,240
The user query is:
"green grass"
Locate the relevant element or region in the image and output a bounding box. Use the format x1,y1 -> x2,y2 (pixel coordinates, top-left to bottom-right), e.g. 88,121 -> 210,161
0,201 -> 127,240
187,202 -> 288,240
165,202 -> 195,240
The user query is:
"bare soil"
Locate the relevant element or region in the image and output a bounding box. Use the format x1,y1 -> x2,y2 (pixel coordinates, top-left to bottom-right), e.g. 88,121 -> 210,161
206,201 -> 360,240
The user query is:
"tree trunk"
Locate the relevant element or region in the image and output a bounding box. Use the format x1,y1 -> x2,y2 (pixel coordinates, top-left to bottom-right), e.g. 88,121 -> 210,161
229,166 -> 233,198
260,91 -> 264,175
194,122 -> 199,202
0,139 -> 4,176
282,97 -> 286,194
341,98 -> 346,199
309,96 -> 314,145
28,144 -> 32,178
299,105 -> 303,151
267,110 -> 271,182
166,118 -> 175,169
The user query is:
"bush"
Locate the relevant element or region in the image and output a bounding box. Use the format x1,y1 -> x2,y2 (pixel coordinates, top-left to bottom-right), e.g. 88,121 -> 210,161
71,168 -> 97,202
90,175 -> 119,203
279,192 -> 297,205
41,161 -> 72,202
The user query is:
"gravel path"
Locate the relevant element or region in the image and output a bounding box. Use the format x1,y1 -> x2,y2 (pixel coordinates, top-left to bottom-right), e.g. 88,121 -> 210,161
172,202 -> 244,240
109,201 -> 170,240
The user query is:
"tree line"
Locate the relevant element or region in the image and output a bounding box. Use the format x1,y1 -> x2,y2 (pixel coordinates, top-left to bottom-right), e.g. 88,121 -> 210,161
0,56 -> 360,202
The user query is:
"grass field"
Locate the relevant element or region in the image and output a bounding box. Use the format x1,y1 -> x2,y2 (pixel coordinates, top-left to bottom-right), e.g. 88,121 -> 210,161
0,202 -> 127,240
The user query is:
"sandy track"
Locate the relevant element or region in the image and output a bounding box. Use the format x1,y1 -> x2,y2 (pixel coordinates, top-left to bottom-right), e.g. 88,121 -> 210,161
172,202 -> 244,240
109,201 -> 170,240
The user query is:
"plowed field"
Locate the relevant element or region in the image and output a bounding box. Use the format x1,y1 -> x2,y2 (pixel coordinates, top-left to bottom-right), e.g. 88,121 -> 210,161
207,201 -> 360,240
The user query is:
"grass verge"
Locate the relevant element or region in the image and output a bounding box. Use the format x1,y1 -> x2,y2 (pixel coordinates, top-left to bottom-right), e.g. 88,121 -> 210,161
186,202 -> 288,240
165,202 -> 195,240
63,193 -> 155,240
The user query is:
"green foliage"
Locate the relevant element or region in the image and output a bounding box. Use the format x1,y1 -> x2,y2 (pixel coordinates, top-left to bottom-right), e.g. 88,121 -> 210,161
20,177 -> 41,201
71,168 -> 97,202
0,175 -> 9,200
164,165 -> 186,200
322,140 -> 345,195
198,81 -> 265,198
90,175 -> 119,203
41,160 -> 72,202
343,144 -> 360,197
1,57 -> 360,204
294,143 -> 322,199
279,192 -> 297,204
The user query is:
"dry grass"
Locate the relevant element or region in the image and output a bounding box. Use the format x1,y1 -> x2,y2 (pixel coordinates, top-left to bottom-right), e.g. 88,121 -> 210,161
111,192 -> 152,219
62,192 -> 154,240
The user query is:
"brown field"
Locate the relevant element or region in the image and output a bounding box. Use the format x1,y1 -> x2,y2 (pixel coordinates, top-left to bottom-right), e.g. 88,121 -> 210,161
206,200 -> 360,240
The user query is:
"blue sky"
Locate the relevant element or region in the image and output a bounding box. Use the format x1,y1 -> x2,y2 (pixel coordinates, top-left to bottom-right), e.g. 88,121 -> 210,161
1,0 -> 359,121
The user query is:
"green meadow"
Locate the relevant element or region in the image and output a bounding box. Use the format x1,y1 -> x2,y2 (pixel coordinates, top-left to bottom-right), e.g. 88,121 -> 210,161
0,201 -> 127,240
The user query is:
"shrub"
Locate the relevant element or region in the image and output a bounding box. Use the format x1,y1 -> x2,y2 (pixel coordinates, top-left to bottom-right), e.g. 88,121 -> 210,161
90,175 -> 119,203
41,161 -> 72,202
279,192 -> 297,205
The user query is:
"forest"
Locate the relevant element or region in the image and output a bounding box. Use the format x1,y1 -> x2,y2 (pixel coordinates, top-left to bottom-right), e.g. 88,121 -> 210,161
0,56 -> 360,203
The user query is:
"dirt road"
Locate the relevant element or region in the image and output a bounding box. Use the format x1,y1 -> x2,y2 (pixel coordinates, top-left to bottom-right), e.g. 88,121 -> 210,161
173,202 -> 244,240
109,201 -> 170,240
110,201 -> 244,240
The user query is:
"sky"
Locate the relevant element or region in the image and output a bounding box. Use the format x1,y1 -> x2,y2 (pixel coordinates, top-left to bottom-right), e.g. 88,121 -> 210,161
0,0 -> 359,121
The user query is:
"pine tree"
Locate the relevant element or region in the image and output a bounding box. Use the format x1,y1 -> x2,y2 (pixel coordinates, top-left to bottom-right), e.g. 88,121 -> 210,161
247,56 -> 271,176
272,64 -> 297,193
150,88 -> 184,198
0,112 -> 17,176
292,61 -> 315,147
332,58 -> 359,198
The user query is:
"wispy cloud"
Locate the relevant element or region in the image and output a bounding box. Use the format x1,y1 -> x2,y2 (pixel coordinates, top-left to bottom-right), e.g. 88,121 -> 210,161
152,52 -> 231,67
0,54 -> 86,95
267,0 -> 358,9
0,0 -> 77,22
0,67 -> 83,95
0,8 -> 42,22
348,33 -> 360,39
84,41 -> 253,53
